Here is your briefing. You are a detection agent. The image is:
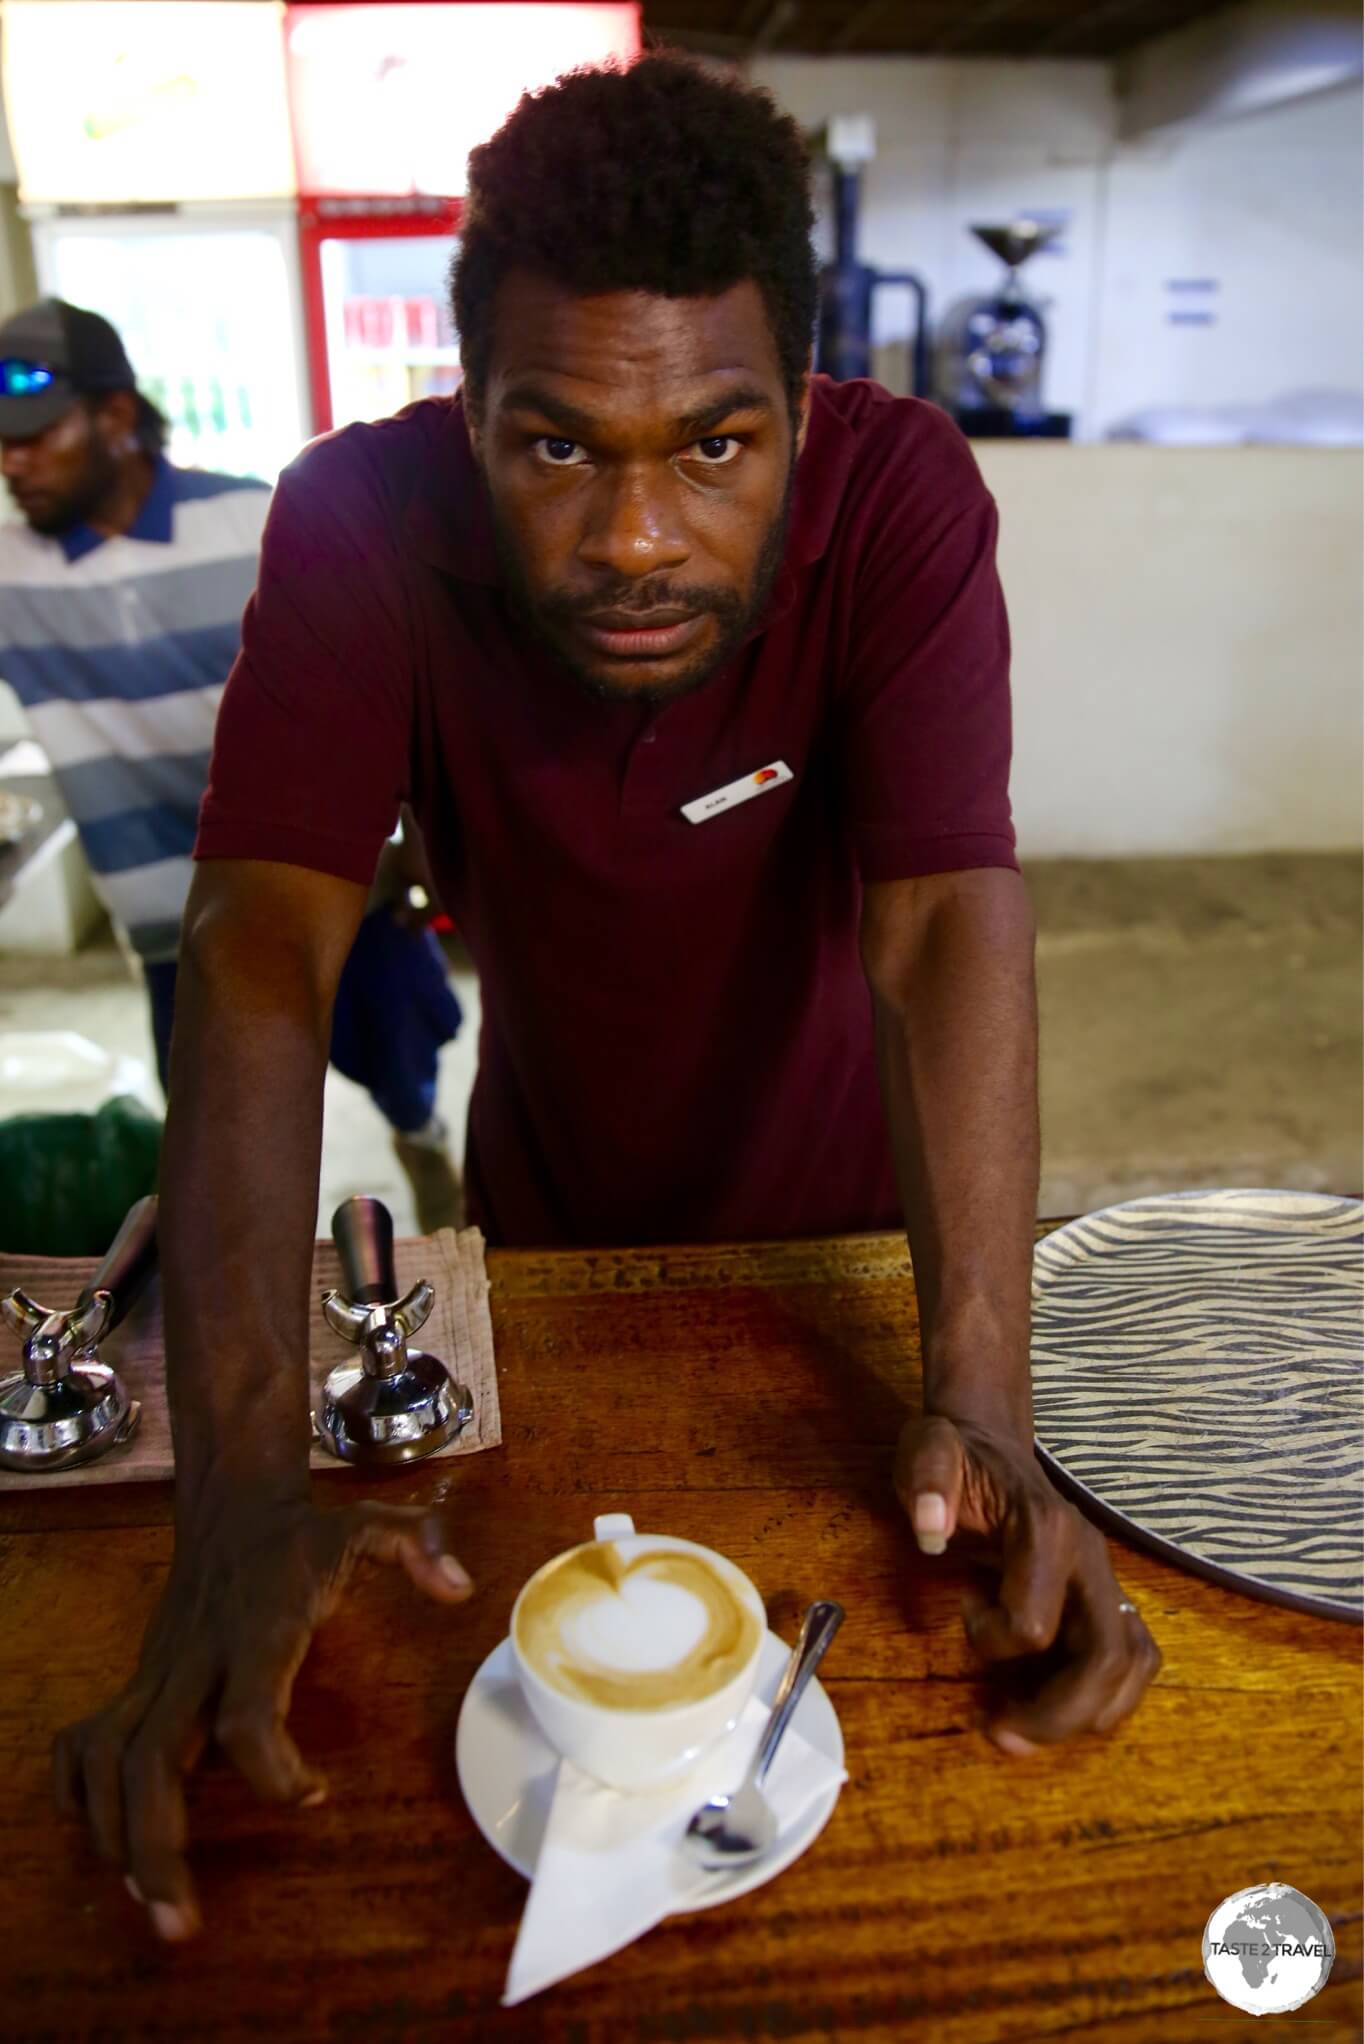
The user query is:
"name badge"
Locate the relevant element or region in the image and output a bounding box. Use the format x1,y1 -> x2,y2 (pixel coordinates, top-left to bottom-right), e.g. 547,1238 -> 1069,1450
680,759 -> 794,826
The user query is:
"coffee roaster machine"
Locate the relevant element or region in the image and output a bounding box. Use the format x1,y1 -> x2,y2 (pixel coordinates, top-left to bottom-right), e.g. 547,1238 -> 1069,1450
935,220 -> 1072,439
813,117 -> 1070,438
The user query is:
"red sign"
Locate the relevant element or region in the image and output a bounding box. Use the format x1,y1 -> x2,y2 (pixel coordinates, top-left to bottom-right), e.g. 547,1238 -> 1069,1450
285,3 -> 640,197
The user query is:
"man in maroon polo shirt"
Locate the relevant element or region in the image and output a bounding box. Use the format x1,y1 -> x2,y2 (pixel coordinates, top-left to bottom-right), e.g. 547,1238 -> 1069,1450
56,57 -> 1161,1939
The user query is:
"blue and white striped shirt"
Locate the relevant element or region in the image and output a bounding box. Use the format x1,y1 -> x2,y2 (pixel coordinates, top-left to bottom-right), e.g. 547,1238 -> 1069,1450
0,458 -> 269,960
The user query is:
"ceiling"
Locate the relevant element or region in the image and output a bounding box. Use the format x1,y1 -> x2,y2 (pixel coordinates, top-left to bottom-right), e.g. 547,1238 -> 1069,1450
640,0 -> 1241,60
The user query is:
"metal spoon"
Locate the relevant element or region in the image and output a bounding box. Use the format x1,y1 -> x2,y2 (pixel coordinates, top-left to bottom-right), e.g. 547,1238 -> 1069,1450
681,1599 -> 844,1873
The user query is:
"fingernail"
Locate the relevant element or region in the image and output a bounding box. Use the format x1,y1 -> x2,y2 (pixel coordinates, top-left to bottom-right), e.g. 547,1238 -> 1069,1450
438,1554 -> 472,1591
150,1901 -> 195,1942
993,1728 -> 1038,1756
914,1491 -> 948,1535
299,1781 -> 328,1809
914,1495 -> 949,1553
125,1874 -> 144,1904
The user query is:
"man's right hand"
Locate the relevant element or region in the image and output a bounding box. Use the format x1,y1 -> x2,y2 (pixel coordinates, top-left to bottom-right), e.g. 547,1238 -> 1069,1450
53,1485 -> 473,1941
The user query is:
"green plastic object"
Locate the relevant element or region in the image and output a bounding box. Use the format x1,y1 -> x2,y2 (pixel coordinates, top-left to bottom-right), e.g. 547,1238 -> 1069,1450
0,1094 -> 162,1257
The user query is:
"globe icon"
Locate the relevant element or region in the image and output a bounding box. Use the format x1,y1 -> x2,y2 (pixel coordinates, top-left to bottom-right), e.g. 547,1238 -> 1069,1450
1202,1882 -> 1335,2015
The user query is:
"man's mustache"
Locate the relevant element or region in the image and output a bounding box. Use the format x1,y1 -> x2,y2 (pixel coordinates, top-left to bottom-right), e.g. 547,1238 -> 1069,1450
535,582 -> 742,623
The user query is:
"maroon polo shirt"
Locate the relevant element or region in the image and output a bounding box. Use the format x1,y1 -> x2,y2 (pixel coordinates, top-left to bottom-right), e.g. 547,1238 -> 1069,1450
197,374 -> 1017,1247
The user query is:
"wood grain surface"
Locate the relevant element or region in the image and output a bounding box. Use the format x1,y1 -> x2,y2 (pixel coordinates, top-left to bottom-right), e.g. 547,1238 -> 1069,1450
0,1229 -> 1358,2043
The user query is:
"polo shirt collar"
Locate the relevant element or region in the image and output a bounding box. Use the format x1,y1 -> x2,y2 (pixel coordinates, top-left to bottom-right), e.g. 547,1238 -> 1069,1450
783,374 -> 857,571
757,376 -> 856,636
408,376 -> 857,600
406,397 -> 499,583
58,455 -> 177,563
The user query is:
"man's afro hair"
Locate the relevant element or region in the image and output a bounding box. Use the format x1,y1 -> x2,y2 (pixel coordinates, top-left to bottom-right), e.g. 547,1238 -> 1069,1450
451,52 -> 818,413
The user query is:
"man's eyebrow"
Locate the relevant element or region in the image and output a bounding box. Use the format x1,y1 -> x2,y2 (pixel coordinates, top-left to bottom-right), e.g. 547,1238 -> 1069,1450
499,385 -> 601,440
670,387 -> 774,438
499,382 -> 775,442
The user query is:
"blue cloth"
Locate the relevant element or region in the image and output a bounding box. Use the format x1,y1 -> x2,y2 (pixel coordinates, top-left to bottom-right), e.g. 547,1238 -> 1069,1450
330,908 -> 464,1132
144,907 -> 462,1133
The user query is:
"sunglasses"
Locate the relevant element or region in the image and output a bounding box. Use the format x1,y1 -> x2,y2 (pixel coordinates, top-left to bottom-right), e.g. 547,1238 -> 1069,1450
0,359 -> 57,397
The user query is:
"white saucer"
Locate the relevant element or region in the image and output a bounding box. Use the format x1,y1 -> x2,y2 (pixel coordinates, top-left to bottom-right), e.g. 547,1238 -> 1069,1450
455,1628 -> 845,1912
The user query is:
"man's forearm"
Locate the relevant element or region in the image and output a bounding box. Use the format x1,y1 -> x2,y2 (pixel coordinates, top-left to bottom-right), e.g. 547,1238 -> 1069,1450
160,893 -> 337,1525
865,869 -> 1039,1445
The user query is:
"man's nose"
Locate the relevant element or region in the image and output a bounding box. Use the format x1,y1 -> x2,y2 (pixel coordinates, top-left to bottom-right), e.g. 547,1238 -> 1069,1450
577,467 -> 689,580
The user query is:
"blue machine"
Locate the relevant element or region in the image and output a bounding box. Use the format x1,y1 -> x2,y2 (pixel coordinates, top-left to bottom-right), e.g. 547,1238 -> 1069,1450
814,119 -> 930,398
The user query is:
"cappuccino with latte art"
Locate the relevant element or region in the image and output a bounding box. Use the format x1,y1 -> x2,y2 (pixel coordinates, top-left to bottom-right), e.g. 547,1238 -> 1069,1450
509,1515 -> 768,1789
515,1536 -> 763,1712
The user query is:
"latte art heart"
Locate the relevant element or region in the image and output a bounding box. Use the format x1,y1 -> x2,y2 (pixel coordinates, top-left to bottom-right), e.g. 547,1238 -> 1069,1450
563,1573 -> 710,1672
515,1538 -> 763,1711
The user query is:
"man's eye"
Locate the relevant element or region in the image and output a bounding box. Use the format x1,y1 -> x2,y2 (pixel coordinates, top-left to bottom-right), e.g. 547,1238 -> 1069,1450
690,436 -> 740,465
535,437 -> 585,466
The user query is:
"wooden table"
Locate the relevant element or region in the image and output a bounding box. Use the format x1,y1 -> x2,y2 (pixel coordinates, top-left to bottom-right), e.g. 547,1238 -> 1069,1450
1,1233 -> 1359,2042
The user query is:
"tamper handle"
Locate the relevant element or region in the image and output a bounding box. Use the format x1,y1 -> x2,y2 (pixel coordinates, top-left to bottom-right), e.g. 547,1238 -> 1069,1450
76,1195 -> 159,1337
332,1196 -> 398,1306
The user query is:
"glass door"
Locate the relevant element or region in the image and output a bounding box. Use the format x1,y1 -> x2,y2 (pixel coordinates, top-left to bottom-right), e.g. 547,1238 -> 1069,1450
302,205 -> 463,434
34,208 -> 311,480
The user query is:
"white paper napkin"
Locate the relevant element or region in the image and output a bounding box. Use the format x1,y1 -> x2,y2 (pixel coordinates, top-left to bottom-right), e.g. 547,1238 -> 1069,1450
503,1694 -> 848,2006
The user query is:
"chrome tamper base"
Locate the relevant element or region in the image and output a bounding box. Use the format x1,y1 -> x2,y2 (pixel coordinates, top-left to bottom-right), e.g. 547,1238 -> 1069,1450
0,1195 -> 157,1473
0,1350 -> 140,1472
313,1196 -> 473,1466
314,1349 -> 471,1464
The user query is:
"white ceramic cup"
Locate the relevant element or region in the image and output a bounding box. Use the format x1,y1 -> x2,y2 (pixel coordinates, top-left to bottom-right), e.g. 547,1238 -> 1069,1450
509,1513 -> 767,1793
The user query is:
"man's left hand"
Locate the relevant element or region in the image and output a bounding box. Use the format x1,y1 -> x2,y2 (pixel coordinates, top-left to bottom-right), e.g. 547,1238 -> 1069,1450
895,1411 -> 1162,1753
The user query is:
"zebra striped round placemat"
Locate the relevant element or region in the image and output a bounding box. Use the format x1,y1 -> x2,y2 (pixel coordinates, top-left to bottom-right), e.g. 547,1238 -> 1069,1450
1030,1190 -> 1363,1624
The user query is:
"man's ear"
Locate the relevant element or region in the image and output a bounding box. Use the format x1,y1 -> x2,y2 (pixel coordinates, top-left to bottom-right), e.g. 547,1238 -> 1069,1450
460,362 -> 483,460
794,347 -> 815,458
94,388 -> 139,457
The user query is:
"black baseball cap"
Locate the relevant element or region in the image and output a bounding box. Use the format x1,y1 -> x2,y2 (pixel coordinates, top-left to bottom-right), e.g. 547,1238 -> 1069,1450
0,297 -> 137,440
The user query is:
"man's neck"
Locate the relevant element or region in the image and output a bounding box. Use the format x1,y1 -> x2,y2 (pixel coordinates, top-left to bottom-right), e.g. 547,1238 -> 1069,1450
84,451 -> 158,539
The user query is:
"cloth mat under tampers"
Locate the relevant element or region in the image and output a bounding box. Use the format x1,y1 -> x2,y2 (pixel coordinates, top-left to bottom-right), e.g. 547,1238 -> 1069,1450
0,1226 -> 500,1489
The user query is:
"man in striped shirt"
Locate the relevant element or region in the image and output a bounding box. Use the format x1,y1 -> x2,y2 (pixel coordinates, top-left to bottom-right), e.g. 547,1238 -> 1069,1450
0,297 -> 464,1229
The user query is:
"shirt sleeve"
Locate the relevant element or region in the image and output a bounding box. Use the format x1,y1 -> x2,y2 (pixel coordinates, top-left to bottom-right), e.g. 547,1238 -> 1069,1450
195,438 -> 413,888
837,408 -> 1018,883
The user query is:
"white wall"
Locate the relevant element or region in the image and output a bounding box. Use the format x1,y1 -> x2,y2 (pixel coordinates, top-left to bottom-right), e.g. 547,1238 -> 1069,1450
1092,82 -> 1363,429
979,444 -> 1363,855
751,47 -> 1364,438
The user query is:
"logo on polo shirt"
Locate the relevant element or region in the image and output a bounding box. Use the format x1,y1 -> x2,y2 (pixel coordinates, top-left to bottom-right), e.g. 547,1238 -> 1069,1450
681,759 -> 793,825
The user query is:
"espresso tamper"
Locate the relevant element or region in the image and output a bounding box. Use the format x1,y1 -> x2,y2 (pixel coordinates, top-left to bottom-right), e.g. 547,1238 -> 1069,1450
0,1194 -> 158,1473
313,1194 -> 473,1465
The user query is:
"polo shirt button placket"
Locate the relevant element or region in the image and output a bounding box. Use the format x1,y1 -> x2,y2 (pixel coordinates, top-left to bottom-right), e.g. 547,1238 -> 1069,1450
621,712 -> 670,819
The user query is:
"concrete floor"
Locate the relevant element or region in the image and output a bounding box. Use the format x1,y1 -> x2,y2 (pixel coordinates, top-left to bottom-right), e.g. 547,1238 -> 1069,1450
1,853 -> 1358,1238
1029,853 -> 1361,1211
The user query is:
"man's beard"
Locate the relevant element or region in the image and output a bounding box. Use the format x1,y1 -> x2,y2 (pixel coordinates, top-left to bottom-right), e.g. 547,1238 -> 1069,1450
488,467 -> 795,708
13,441 -> 120,538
